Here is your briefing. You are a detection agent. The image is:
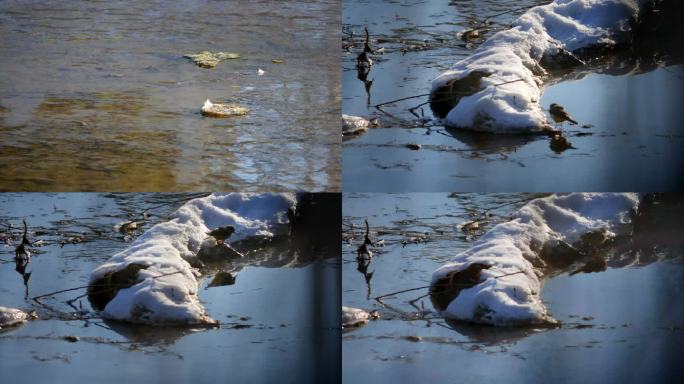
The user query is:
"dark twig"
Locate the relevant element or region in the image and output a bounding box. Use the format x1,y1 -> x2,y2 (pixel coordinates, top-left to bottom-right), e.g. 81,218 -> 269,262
371,93 -> 430,108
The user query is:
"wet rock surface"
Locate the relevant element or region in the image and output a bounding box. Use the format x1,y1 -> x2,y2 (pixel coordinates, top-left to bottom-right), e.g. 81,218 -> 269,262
183,51 -> 240,68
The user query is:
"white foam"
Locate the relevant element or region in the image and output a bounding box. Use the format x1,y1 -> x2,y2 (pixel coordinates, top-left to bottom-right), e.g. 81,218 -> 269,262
90,193 -> 296,325
432,193 -> 640,325
432,0 -> 646,132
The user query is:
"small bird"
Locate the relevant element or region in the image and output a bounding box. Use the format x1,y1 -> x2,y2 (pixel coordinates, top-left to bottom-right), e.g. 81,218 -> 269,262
207,226 -> 235,245
549,103 -> 578,129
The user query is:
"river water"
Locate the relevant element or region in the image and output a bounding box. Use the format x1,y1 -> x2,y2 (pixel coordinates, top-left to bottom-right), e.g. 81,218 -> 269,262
342,0 -> 684,191
0,193 -> 340,383
0,0 -> 340,191
342,193 -> 684,383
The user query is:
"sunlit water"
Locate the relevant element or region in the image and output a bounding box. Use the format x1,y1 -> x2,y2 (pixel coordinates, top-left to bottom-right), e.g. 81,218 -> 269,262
342,0 -> 684,191
0,193 -> 340,383
0,0 -> 340,191
342,193 -> 684,383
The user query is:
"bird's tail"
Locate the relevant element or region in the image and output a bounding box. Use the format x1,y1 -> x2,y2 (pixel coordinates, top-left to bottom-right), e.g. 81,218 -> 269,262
568,117 -> 578,125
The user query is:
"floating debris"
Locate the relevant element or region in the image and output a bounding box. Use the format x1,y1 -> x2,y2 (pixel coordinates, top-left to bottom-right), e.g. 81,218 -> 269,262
201,99 -> 250,117
405,143 -> 421,150
118,221 -> 143,233
271,59 -> 284,64
183,51 -> 240,68
461,220 -> 480,232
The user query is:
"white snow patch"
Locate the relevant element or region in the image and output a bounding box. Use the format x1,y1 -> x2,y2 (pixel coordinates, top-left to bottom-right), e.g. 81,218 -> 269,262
432,0 -> 647,132
432,193 -> 640,326
90,193 -> 296,325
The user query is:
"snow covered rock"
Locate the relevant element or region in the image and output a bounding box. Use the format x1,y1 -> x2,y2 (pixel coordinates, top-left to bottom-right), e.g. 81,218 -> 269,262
89,193 -> 296,326
431,0 -> 649,133
342,306 -> 378,328
342,114 -> 377,136
431,193 -> 640,326
0,306 -> 34,329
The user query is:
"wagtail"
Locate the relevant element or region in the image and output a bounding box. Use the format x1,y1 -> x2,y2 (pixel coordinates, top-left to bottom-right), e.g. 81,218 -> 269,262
549,103 -> 578,129
207,226 -> 235,245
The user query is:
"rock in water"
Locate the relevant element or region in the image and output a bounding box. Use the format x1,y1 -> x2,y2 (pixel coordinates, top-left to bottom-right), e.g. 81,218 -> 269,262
0,306 -> 33,329
183,51 -> 240,68
342,306 -> 379,328
342,114 -> 377,136
201,99 -> 249,117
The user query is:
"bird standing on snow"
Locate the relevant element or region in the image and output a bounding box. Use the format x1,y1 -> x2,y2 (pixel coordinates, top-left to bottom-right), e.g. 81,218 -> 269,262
207,226 -> 235,245
549,103 -> 578,130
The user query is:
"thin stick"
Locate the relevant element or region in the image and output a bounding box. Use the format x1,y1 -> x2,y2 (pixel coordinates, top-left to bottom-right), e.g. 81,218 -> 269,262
31,271 -> 184,301
371,93 -> 431,108
371,285 -> 431,300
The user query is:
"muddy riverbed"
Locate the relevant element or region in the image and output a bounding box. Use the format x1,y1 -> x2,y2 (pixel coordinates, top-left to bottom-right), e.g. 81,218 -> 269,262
342,0 -> 684,191
342,193 -> 684,383
0,193 -> 339,383
0,0 -> 340,191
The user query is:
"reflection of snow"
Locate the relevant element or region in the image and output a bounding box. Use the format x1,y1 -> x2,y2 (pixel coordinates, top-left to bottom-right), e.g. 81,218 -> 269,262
431,193 -> 639,326
89,193 -> 295,325
432,0 -> 647,132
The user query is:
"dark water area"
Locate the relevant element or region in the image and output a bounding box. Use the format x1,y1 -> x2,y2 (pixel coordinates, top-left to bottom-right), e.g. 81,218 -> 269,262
342,0 -> 684,192
342,193 -> 684,383
0,193 -> 340,383
0,0 -> 340,191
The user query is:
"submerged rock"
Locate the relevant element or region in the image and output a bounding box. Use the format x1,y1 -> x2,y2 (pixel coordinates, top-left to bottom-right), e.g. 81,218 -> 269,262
201,99 -> 250,117
0,306 -> 35,329
183,51 -> 240,68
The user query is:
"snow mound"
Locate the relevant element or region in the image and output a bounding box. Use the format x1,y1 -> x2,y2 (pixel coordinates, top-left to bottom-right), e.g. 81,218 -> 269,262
431,193 -> 640,326
431,0 -> 647,132
89,193 -> 296,325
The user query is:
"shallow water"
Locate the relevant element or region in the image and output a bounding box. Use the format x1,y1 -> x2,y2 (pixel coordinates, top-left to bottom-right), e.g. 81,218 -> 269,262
342,193 -> 684,383
0,193 -> 340,383
0,0 -> 340,191
342,0 -> 684,191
